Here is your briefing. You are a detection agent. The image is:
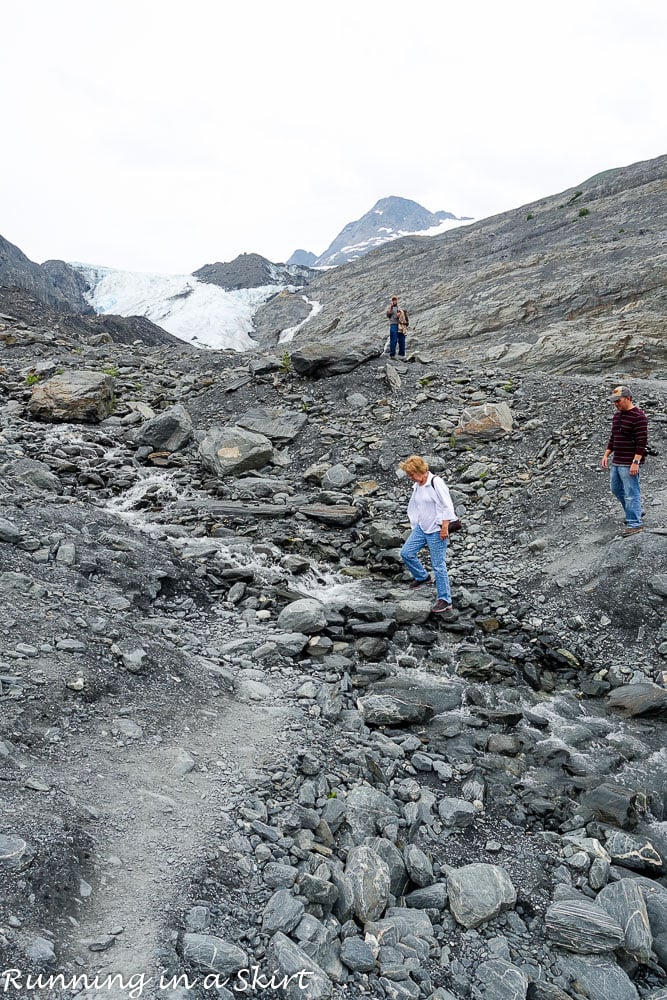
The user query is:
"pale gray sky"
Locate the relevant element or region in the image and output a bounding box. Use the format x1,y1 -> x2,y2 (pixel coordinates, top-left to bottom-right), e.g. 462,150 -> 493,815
2,0 -> 664,273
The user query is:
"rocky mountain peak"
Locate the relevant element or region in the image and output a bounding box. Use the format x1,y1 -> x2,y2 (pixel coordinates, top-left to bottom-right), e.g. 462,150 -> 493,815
192,251 -> 314,291
295,194 -> 469,269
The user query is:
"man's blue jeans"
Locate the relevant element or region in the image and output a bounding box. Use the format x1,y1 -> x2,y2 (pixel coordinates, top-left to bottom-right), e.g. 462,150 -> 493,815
610,463 -> 643,528
401,526 -> 451,602
389,324 -> 405,358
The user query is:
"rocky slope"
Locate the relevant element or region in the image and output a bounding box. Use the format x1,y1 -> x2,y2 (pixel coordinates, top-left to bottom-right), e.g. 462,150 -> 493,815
193,253 -> 314,292
255,155 -> 667,376
1,303 -> 666,1000
0,236 -> 91,314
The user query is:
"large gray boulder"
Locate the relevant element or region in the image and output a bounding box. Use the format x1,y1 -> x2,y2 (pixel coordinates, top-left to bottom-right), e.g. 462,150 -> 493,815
29,370 -> 114,423
277,599 -> 327,635
447,863 -> 517,929
290,345 -> 381,378
135,403 -> 193,451
198,425 -> 273,477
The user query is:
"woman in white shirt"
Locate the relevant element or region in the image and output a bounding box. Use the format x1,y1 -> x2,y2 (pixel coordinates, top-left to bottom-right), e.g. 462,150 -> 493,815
399,455 -> 456,614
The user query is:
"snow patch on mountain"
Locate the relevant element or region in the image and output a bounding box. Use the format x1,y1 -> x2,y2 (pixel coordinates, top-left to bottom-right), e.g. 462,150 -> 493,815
278,297 -> 322,344
71,264 -> 285,351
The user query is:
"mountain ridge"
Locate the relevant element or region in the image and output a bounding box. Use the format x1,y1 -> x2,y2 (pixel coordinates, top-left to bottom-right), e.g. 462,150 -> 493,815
288,194 -> 471,268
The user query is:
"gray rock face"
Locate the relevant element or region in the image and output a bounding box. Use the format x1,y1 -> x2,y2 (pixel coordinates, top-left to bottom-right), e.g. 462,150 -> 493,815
344,786 -> 400,846
357,693 -> 433,726
0,517 -> 22,543
260,154 -> 667,374
29,371 -> 114,423
604,830 -> 665,873
606,682 -> 667,718
0,834 -> 33,869
447,863 -> 517,928
198,425 -> 273,477
135,403 -> 193,451
312,196 -> 461,268
544,898 -> 625,952
7,458 -> 63,494
0,234 -> 87,311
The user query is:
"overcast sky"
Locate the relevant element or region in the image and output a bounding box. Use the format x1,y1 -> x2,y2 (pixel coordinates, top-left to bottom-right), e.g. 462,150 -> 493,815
1,0 -> 664,274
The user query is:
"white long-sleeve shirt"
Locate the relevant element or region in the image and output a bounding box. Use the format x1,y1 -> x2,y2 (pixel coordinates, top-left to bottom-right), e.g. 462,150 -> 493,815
407,472 -> 456,532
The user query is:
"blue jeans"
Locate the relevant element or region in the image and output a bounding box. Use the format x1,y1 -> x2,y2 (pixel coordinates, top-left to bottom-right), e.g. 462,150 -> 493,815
401,526 -> 451,602
389,325 -> 405,358
610,464 -> 643,528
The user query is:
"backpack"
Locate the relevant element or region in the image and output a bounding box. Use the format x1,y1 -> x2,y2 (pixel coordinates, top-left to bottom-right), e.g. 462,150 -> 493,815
398,309 -> 409,332
401,309 -> 409,329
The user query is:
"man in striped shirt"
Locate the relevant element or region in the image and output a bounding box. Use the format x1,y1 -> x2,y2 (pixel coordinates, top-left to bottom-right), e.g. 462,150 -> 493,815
601,385 -> 648,536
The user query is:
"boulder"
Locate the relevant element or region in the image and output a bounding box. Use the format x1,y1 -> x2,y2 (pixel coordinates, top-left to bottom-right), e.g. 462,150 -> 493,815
290,345 -> 380,377
268,932 -> 333,1000
277,599 -> 327,635
606,683 -> 667,718
447,864 -> 517,928
454,401 -> 513,440
29,370 -> 114,423
544,898 -> 625,952
182,933 -> 247,976
345,844 -> 391,922
596,879 -> 653,963
135,403 -> 193,451
473,959 -> 528,1000
198,425 -> 273,477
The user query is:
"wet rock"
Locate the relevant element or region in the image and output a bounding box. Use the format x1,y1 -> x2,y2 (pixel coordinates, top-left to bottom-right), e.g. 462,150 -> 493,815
606,682 -> 667,718
580,782 -> 643,830
277,599 -> 327,635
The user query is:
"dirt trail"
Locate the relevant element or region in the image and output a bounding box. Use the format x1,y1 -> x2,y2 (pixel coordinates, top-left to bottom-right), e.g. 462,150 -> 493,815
35,688 -> 295,1000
